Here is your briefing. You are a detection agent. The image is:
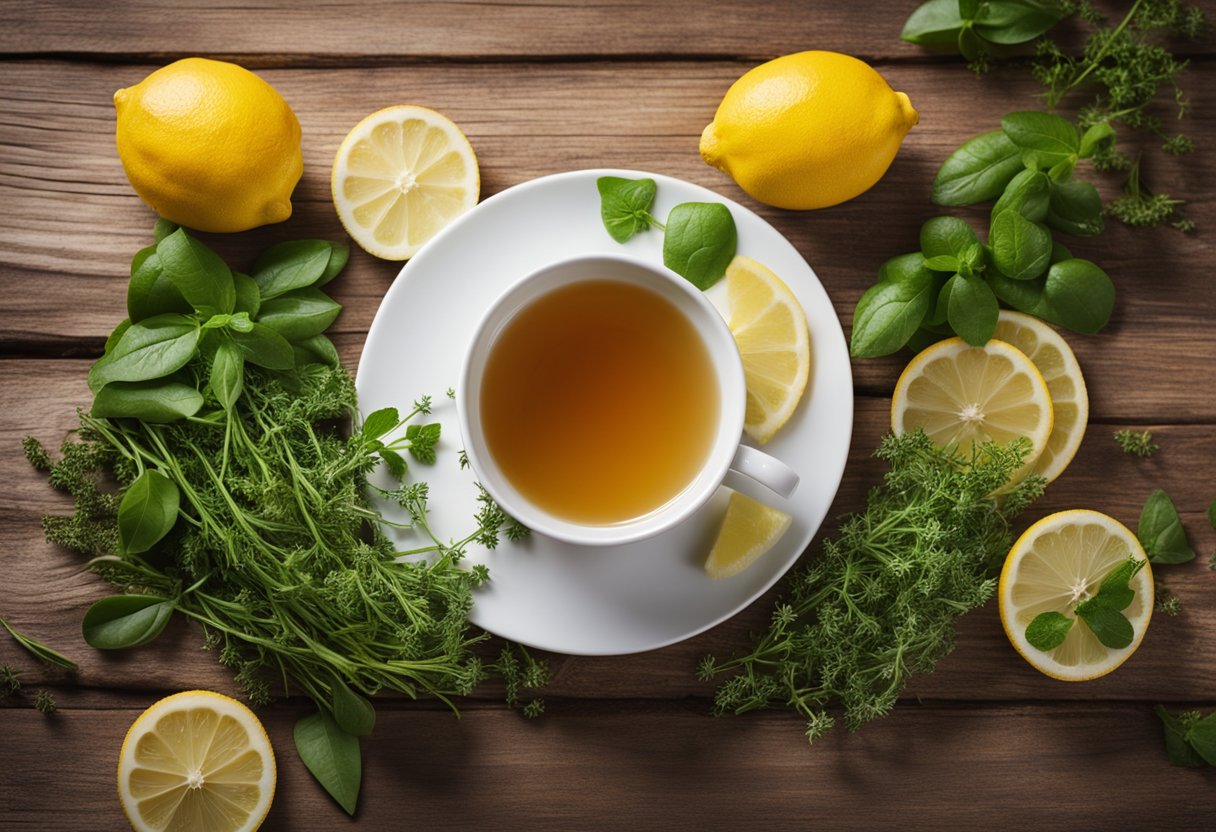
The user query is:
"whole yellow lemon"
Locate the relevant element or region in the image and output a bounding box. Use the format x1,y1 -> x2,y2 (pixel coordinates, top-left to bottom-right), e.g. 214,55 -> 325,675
114,58 -> 303,233
700,51 -> 918,210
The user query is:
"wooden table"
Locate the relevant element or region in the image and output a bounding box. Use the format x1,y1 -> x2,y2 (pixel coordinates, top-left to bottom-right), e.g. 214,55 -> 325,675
2,2 -> 1214,828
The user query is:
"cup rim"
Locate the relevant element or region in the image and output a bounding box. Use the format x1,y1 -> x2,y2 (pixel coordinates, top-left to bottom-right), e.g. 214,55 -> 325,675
457,252 -> 745,546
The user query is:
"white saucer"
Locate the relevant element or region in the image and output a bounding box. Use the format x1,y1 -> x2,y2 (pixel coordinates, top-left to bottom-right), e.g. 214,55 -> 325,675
355,169 -> 853,656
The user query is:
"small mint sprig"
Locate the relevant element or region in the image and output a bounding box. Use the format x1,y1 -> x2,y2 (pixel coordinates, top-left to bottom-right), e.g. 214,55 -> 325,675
596,176 -> 737,290
1025,556 -> 1145,652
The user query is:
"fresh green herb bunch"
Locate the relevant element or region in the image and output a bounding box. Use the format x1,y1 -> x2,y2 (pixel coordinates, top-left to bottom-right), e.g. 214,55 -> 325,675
851,110 -> 1118,357
700,431 -> 1044,742
902,0 -> 1068,74
28,226 -> 545,815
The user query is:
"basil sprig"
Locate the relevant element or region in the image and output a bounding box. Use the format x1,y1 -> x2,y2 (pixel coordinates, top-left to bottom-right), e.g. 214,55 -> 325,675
596,176 -> 738,290
90,223 -> 348,422
902,0 -> 1067,66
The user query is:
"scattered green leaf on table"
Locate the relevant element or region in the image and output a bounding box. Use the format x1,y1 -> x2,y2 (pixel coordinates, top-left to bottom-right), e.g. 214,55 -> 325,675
332,681 -> 377,737
0,616 -> 78,670
1138,489 -> 1195,564
295,709 -> 362,816
82,595 -> 175,649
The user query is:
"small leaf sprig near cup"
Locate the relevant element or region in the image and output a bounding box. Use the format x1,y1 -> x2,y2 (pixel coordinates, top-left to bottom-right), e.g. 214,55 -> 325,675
596,176 -> 737,290
850,111 -> 1118,357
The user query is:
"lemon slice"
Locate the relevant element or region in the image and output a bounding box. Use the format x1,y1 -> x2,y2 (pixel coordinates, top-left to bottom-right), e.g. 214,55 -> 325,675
891,337 -> 1053,483
118,690 -> 276,832
724,256 -> 811,444
992,311 -> 1088,485
999,510 -> 1153,681
705,491 -> 793,579
331,105 -> 479,260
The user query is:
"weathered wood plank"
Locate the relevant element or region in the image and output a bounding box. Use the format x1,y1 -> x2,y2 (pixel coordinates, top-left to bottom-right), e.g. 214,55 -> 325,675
2,60 -> 1214,418
4,360 -> 1214,703
1,702 -> 1213,830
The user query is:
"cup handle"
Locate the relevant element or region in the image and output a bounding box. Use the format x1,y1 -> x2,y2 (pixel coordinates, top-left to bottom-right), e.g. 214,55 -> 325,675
729,445 -> 799,499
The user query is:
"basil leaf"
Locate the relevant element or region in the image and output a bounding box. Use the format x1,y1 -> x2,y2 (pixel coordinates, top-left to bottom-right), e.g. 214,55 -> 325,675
295,709 -> 361,816
233,272 -> 261,318
230,323 -> 295,370
920,215 -> 978,258
1046,179 -> 1104,237
1075,598 -> 1134,649
153,218 -> 178,243
156,228 -> 235,317
923,254 -> 960,272
292,334 -> 341,369
907,325 -> 949,353
990,209 -> 1052,280
257,288 -> 342,341
957,25 -> 982,61
1186,714 -> 1216,766
948,273 -> 998,346
1079,122 -> 1116,160
317,243 -> 351,288
1025,611 -> 1073,652
1052,241 -> 1072,263
1155,706 -> 1207,767
1209,498 -> 1216,530
932,130 -> 1025,206
662,202 -> 737,290
849,256 -> 936,358
88,314 -> 201,393
1038,259 -> 1114,333
988,272 -> 1043,315
332,681 -> 376,737
210,339 -> 244,411
1138,489 -> 1196,564
361,407 -> 399,441
82,595 -> 174,649
992,168 -> 1050,223
900,0 -> 964,47
252,240 -> 335,300
974,0 -> 1064,44
92,380 -> 204,423
1047,156 -> 1076,182
128,246 -> 191,323
1001,111 -> 1079,169
596,176 -> 658,243
118,470 -> 180,554
105,319 -> 132,355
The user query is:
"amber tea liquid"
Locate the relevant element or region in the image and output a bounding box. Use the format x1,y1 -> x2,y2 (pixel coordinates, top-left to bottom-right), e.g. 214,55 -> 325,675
480,279 -> 719,525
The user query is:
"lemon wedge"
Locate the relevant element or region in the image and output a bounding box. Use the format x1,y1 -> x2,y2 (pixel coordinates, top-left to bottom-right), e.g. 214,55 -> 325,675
724,256 -> 811,444
891,337 -> 1053,483
992,311 -> 1089,485
705,491 -> 792,579
118,690 -> 276,832
331,105 -> 479,260
999,510 -> 1153,681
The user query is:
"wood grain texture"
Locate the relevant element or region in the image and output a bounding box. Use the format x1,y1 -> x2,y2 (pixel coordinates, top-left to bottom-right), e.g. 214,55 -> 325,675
1,702 -> 1214,831
5,362 -> 1215,703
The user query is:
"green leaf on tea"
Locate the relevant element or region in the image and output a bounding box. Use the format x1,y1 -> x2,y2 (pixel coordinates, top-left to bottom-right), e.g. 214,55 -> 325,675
295,709 -> 361,816
1138,489 -> 1195,564
89,314 -> 201,393
1025,611 -> 1073,652
331,681 -> 376,737
156,228 -> 235,317
118,469 -> 180,554
82,595 -> 175,649
596,176 -> 659,243
662,202 -> 737,290
253,240 -> 335,300
92,380 -> 204,423
257,289 -> 343,341
932,130 -> 1024,206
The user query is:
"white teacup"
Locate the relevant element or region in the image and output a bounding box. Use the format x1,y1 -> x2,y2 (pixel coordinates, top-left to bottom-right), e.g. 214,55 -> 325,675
458,254 -> 799,546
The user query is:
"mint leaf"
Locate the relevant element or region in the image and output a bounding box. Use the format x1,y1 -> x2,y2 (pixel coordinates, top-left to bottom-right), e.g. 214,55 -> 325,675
1025,611 -> 1073,652
1094,558 -> 1144,611
920,215 -> 978,258
1001,111 -> 1080,169
947,273 -> 998,346
294,709 -> 361,816
1075,597 -> 1134,649
596,176 -> 658,243
1138,489 -> 1195,565
901,0 -> 964,47
849,255 -> 936,358
932,130 -> 1024,206
1155,706 -> 1206,767
662,202 -> 737,290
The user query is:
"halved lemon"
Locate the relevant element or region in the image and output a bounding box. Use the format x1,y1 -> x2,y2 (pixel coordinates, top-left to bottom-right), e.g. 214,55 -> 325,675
891,337 -> 1053,483
999,510 -> 1153,681
705,491 -> 792,579
118,690 -> 276,832
331,105 -> 479,260
724,256 -> 811,444
993,311 -> 1088,485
